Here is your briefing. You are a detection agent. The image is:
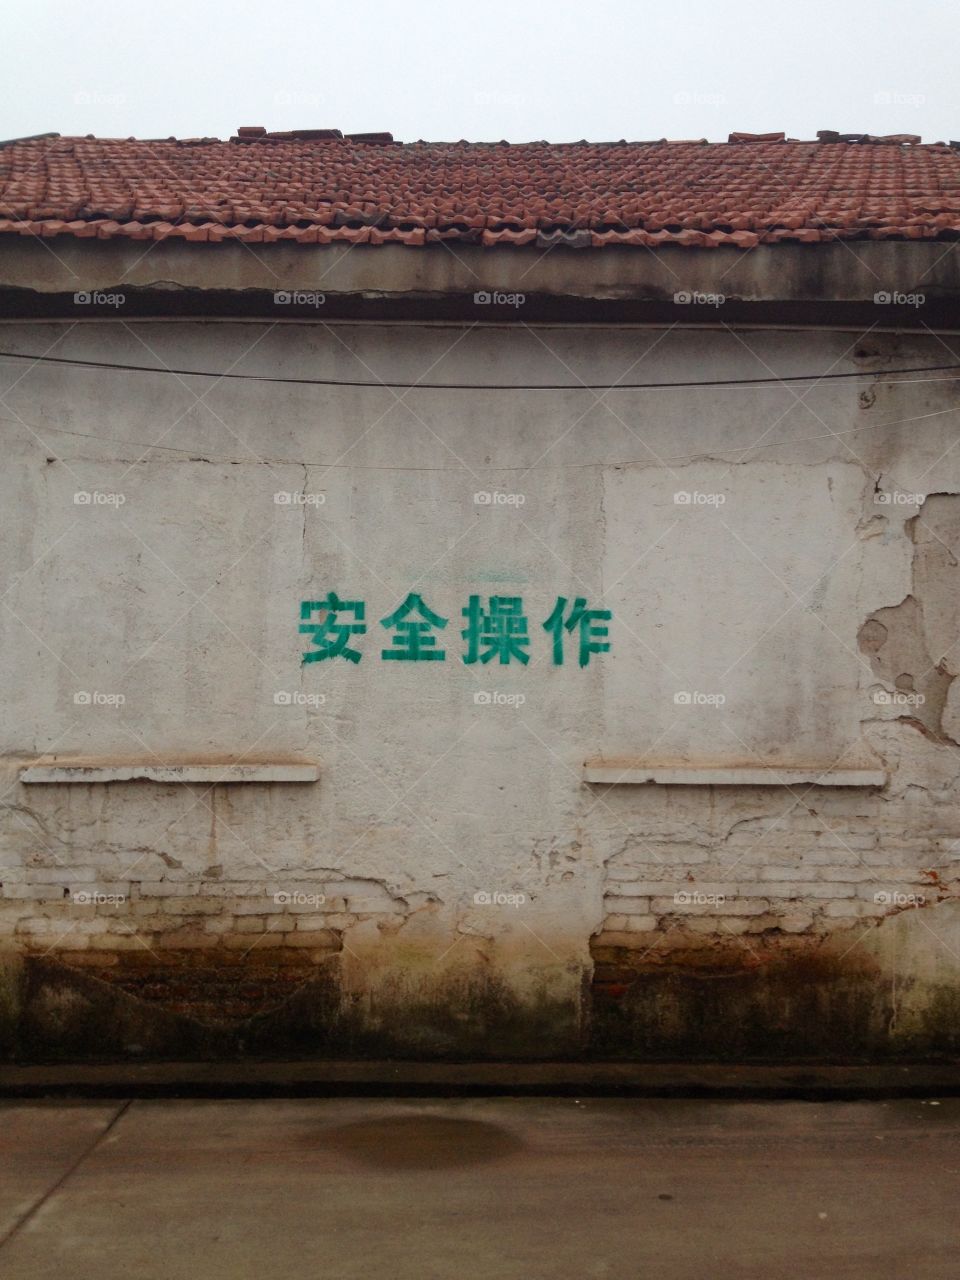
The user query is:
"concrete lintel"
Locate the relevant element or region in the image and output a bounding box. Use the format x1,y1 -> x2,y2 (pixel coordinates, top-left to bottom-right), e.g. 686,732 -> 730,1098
20,762 -> 321,784
582,763 -> 886,787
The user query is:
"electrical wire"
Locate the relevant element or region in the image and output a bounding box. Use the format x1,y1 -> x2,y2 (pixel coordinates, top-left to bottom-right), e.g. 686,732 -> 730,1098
2,349 -> 960,391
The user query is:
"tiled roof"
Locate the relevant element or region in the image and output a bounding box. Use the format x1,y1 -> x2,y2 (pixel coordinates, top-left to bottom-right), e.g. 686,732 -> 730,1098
2,131 -> 960,249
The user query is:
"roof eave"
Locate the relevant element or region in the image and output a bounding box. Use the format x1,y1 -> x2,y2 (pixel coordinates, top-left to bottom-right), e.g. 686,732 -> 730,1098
1,237 -> 959,327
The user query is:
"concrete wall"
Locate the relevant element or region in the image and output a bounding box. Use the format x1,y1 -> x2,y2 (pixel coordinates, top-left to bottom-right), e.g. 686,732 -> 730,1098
1,318 -> 959,1060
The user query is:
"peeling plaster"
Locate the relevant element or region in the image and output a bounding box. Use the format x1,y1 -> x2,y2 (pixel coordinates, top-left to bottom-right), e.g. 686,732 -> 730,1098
859,494 -> 960,745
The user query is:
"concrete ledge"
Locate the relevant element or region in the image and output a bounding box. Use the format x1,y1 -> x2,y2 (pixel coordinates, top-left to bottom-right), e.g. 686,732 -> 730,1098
19,762 -> 321,784
1,1060 -> 958,1099
3,240 -> 960,315
583,762 -> 887,787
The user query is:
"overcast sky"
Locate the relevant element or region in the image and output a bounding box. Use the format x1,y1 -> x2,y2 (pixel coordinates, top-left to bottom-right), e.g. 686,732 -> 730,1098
5,1 -> 958,146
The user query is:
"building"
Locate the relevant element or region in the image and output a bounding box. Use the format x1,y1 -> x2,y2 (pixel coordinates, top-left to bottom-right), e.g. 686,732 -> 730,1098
1,127 -> 960,1061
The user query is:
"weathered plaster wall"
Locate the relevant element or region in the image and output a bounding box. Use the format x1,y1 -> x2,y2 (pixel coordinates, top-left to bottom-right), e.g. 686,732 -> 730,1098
1,318 -> 959,1060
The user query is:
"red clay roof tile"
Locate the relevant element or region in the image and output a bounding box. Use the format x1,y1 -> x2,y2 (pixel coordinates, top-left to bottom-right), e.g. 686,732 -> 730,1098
0,134 -> 959,249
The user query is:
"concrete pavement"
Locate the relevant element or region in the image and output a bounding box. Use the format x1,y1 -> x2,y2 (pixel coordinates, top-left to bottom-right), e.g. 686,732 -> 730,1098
1,1097 -> 957,1278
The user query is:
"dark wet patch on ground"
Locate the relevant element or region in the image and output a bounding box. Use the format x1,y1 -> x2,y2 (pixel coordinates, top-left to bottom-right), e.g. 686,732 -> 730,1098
314,1112 -> 525,1169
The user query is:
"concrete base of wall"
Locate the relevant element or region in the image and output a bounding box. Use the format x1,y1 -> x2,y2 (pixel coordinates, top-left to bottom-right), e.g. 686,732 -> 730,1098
4,941 -> 960,1065
2,1058 -> 960,1100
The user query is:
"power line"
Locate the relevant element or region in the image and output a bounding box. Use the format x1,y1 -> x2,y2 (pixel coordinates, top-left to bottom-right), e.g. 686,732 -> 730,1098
2,349 -> 960,390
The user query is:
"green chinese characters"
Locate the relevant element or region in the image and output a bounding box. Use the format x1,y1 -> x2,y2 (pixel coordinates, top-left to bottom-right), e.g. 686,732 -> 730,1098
300,593 -> 611,667
380,593 -> 448,661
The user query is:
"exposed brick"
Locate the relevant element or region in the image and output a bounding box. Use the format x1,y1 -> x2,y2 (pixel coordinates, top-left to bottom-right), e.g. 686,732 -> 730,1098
2,885 -> 66,900
653,897 -> 771,915
605,914 -> 657,932
202,917 -> 235,934
817,867 -> 882,882
15,917 -> 74,935
606,881 -> 680,896
200,881 -> 269,896
263,916 -> 297,932
152,930 -> 210,949
761,882 -> 858,898
58,949 -> 118,966
602,896 -> 651,914
234,916 -> 271,932
132,881 -> 200,897
293,915 -> 341,931
87,933 -> 153,951
823,899 -> 888,918
130,901 -> 163,916
280,932 -> 343,948
779,911 -> 815,933
232,900 -> 280,916
592,931 -> 660,949
320,914 -> 358,929
163,898 -> 222,915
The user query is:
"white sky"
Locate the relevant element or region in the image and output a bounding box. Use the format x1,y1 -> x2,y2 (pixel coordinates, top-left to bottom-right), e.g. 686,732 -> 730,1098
5,0 -> 958,145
